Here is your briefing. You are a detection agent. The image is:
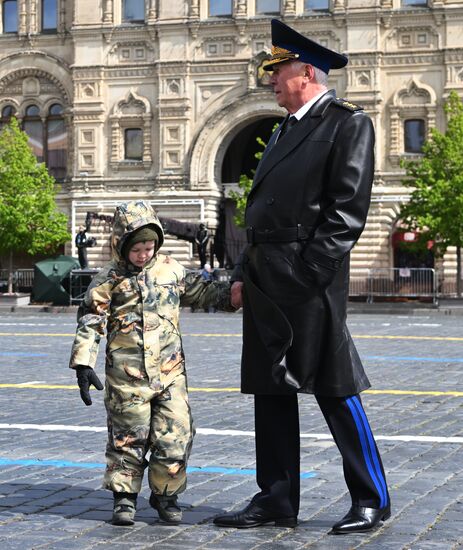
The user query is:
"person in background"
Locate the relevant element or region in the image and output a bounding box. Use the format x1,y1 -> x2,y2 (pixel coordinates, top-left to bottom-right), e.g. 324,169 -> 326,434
200,263 -> 213,281
69,200 -> 231,527
195,223 -> 209,268
75,225 -> 88,269
200,263 -> 217,312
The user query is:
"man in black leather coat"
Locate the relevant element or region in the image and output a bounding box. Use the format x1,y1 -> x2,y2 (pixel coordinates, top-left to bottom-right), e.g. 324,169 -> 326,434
213,19 -> 390,534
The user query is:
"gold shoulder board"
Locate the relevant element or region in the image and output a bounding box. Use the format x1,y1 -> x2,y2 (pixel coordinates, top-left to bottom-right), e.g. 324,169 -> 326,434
335,97 -> 364,112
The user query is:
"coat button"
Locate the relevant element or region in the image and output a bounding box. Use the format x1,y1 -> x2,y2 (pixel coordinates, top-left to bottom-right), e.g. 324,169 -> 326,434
266,198 -> 275,205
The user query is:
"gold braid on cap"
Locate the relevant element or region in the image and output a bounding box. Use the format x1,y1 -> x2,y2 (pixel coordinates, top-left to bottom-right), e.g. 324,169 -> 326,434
268,45 -> 299,62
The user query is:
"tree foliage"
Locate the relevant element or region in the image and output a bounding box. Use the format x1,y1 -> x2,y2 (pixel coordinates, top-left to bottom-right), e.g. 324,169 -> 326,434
400,90 -> 463,253
0,118 -> 70,293
229,128 -> 277,228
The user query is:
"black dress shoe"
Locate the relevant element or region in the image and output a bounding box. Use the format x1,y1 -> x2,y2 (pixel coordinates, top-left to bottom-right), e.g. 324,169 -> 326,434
213,501 -> 297,529
331,504 -> 391,534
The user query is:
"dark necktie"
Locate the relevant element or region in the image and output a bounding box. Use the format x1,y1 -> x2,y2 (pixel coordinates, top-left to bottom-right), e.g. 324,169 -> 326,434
279,115 -> 298,140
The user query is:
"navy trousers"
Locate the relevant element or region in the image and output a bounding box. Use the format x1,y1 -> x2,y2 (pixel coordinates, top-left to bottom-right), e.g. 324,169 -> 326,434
252,393 -> 389,517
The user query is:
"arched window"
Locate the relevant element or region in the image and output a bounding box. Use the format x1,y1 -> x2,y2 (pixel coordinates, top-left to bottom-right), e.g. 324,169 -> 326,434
47,104 -> 67,179
23,105 -> 44,162
124,128 -> 143,160
22,103 -> 68,178
42,0 -> 57,32
110,90 -> 152,170
123,0 -> 145,23
305,0 -> 329,11
256,0 -> 280,15
209,0 -> 232,17
404,119 -> 425,153
2,0 -> 18,33
0,105 -> 16,130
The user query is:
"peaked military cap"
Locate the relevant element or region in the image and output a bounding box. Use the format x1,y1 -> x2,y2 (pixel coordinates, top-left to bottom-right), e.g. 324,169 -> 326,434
263,19 -> 348,73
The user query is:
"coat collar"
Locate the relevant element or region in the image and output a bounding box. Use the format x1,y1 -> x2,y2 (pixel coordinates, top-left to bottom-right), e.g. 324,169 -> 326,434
251,90 -> 336,190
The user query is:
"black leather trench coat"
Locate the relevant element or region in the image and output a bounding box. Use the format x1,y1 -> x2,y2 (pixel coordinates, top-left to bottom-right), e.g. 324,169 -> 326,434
232,90 -> 374,397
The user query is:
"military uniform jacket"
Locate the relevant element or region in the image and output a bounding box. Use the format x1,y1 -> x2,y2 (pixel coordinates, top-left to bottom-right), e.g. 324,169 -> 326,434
69,201 -> 231,392
233,90 -> 374,396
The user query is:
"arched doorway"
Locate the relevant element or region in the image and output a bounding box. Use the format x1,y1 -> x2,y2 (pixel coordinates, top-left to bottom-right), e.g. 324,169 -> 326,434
392,229 -> 434,269
215,116 -> 282,269
221,116 -> 282,182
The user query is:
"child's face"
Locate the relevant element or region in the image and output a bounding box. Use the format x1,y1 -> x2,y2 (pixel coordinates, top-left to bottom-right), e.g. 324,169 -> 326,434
128,240 -> 156,267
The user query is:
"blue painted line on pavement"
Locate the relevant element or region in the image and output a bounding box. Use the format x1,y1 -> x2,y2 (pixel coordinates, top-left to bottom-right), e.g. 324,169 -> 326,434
0,458 -> 316,478
0,352 -> 48,357
364,355 -> 463,363
0,458 -> 104,469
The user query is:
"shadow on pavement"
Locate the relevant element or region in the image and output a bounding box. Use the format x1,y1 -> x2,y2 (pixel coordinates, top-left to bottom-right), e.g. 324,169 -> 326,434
0,481 -> 222,525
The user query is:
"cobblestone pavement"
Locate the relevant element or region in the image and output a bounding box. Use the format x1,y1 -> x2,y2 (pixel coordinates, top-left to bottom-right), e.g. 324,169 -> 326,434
0,310 -> 463,549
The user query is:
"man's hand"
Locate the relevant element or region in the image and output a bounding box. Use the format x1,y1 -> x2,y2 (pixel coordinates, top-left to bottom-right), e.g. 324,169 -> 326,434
75,366 -> 104,406
231,281 -> 244,310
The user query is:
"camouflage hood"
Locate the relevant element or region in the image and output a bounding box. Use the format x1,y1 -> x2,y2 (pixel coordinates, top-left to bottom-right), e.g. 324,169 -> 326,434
111,200 -> 164,264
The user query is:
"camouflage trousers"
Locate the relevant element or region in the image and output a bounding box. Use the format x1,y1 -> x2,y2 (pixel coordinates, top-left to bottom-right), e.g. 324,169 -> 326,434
103,372 -> 195,496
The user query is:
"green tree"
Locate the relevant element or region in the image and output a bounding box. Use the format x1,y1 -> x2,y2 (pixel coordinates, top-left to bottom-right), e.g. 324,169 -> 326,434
0,117 -> 70,294
229,125 -> 279,228
400,90 -> 463,296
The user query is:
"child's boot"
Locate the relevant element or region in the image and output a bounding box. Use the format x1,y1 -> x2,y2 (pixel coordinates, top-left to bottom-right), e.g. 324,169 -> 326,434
149,492 -> 182,523
112,492 -> 137,526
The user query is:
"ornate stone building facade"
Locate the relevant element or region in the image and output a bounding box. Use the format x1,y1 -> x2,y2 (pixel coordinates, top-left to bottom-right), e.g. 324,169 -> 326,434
1,0 -> 463,279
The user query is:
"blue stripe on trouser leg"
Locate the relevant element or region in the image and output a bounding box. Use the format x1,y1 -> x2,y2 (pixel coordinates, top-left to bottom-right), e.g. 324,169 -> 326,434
351,395 -> 388,508
345,397 -> 386,508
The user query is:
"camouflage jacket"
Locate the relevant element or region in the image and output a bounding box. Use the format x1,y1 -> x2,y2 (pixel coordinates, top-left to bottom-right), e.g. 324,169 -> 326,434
69,200 -> 231,390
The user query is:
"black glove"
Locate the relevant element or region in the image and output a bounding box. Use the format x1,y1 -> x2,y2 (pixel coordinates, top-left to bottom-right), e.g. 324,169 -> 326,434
75,366 -> 104,406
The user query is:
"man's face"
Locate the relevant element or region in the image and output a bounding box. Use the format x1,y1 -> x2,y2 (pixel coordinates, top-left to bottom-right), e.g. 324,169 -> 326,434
269,61 -> 313,113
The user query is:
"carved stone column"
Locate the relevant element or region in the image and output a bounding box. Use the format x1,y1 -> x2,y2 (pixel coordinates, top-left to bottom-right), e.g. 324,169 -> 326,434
58,0 -> 66,33
333,0 -> 346,11
110,119 -> 120,165
19,0 -> 27,34
380,0 -> 393,8
147,0 -> 157,21
103,0 -> 113,24
64,111 -> 73,180
30,0 -> 38,34
389,107 -> 400,165
426,106 -> 437,134
143,115 -> 152,165
190,0 -> 199,18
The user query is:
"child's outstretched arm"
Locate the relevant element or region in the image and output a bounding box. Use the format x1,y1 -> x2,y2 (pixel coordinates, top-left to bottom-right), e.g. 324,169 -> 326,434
69,268 -> 114,405
180,270 -> 234,312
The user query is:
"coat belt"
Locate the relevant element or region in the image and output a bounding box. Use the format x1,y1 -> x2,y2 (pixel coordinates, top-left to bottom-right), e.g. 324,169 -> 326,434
246,225 -> 313,244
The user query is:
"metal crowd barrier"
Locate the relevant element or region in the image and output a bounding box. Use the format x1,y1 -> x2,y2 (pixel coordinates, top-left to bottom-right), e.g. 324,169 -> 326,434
0,266 -> 440,305
0,268 -> 34,292
349,268 -> 437,305
69,269 -> 100,305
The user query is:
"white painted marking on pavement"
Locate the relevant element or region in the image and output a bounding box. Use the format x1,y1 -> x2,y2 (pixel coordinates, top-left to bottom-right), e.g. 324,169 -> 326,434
0,423 -> 106,432
407,323 -> 442,327
0,323 -> 73,326
1,423 -> 463,444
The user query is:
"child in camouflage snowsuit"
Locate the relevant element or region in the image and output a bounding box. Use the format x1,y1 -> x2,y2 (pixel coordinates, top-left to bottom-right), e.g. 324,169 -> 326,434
69,200 -> 231,526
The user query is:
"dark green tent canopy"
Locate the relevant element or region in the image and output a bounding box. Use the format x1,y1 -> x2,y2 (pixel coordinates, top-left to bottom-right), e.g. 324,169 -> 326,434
32,255 -> 80,305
